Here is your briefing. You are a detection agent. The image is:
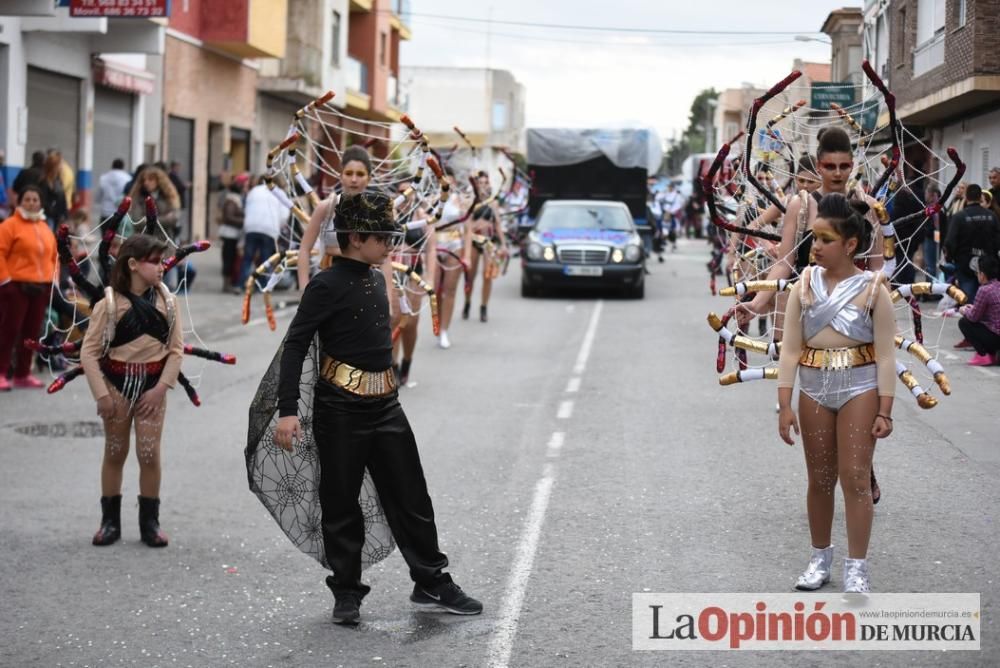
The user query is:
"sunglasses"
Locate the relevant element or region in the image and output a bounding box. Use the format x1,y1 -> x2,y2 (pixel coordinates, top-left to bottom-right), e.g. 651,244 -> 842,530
820,162 -> 854,173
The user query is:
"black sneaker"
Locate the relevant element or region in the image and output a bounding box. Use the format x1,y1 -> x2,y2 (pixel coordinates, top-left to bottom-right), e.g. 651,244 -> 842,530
410,581 -> 483,615
332,594 -> 361,625
480,305 -> 488,323
462,301 -> 471,320
399,359 -> 412,386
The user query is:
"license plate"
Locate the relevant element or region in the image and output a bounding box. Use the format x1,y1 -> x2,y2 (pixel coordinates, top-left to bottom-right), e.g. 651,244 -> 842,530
564,265 -> 603,277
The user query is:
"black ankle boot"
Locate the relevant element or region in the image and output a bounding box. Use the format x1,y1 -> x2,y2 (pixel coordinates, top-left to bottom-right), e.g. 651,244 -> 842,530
462,301 -> 471,320
92,495 -> 122,546
399,358 -> 412,385
138,496 -> 169,547
480,305 -> 488,323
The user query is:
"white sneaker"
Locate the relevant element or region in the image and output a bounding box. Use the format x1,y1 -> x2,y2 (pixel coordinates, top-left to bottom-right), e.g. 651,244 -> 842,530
438,330 -> 451,349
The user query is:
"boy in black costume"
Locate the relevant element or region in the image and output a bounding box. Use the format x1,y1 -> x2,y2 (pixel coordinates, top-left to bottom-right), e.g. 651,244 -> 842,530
271,191 -> 482,625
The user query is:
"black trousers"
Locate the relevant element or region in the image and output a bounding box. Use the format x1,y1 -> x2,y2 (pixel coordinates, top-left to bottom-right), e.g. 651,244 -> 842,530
313,385 -> 449,598
958,317 -> 1000,356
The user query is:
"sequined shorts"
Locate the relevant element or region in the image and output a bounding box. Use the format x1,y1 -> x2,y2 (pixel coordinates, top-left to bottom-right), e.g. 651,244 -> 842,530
798,364 -> 878,412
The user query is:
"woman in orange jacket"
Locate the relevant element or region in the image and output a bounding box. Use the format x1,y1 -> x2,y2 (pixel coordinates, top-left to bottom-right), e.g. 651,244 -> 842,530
0,185 -> 58,390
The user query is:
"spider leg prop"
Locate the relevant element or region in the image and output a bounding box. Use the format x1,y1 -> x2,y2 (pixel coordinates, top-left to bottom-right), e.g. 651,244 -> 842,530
862,60 -> 901,198
891,282 -> 967,306
184,345 -> 237,365
162,240 -> 212,272
56,224 -> 104,304
46,366 -> 85,394
895,335 -> 951,396
896,361 -> 938,409
702,144 -> 783,243
177,372 -> 201,406
720,279 -> 794,298
24,338 -> 83,357
390,262 -> 441,336
742,70 -> 803,214
98,197 -> 132,281
719,367 -> 778,386
707,313 -> 781,361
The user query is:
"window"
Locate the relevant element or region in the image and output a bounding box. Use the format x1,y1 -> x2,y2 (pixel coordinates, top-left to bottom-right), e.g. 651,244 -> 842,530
379,32 -> 387,67
894,7 -> 906,66
916,0 -> 945,45
492,101 -> 507,131
331,11 -> 341,66
913,0 -> 945,76
956,0 -> 967,27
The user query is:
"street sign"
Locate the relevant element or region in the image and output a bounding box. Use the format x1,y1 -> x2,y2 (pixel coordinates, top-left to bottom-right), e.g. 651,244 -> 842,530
810,82 -> 856,109
67,0 -> 171,18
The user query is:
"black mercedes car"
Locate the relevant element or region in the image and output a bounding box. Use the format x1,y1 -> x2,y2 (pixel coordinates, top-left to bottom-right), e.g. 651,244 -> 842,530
520,200 -> 646,298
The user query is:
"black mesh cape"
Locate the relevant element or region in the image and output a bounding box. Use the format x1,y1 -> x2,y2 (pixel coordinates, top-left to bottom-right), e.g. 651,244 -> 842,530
245,335 -> 395,569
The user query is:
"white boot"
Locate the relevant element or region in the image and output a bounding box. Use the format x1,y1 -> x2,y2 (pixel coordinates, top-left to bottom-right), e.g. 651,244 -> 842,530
843,558 -> 871,594
438,330 -> 451,349
794,545 -> 833,591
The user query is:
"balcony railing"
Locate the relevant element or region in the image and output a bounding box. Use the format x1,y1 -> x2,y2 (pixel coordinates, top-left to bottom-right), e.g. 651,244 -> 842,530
913,33 -> 945,78
346,56 -> 369,94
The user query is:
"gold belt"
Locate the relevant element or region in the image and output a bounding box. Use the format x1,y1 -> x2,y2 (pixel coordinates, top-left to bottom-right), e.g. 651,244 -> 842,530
320,356 -> 397,396
799,343 -> 876,370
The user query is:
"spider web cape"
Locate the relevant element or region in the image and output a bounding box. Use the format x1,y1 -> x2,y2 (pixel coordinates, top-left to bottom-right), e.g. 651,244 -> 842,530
245,335 -> 395,570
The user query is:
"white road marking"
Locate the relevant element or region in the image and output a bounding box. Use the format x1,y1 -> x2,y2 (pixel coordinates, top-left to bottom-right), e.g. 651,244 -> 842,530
941,351 -> 959,361
572,300 -> 604,374
488,301 -> 605,666
487,465 -> 555,668
971,366 -> 998,378
545,432 -> 565,458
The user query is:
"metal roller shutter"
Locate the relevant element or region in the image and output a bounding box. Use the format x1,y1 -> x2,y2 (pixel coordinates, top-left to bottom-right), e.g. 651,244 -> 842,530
26,67 -> 80,167
93,87 -> 134,176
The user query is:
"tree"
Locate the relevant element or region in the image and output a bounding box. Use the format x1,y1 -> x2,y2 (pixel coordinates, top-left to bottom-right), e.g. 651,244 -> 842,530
661,88 -> 719,175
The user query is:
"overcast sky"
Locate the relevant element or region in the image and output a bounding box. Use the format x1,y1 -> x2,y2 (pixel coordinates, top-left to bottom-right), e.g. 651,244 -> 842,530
400,0 -> 854,141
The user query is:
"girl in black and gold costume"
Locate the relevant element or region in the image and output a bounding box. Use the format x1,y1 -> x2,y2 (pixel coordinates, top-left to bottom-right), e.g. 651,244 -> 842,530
81,234 -> 183,548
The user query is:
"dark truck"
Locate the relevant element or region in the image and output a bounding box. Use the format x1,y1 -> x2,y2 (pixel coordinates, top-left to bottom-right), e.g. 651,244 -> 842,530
522,127 -> 663,249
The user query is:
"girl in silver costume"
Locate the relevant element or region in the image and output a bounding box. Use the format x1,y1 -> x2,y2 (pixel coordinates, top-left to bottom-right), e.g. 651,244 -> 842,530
776,194 -> 896,594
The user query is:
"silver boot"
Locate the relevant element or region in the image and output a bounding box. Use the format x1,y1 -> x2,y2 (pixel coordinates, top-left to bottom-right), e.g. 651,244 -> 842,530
794,545 -> 833,591
843,558 -> 871,594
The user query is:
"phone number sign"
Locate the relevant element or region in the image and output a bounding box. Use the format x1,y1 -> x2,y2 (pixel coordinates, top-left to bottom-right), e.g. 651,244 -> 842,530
68,0 -> 171,18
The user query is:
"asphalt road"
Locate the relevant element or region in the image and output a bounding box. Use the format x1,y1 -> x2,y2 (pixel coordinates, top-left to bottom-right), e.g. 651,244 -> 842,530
1,241 -> 997,667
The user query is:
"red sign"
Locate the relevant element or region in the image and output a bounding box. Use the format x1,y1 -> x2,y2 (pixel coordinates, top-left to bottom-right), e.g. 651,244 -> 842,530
70,0 -> 170,18
94,60 -> 156,95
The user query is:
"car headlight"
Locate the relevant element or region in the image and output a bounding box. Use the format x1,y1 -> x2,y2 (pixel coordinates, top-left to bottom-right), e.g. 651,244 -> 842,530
542,246 -> 556,262
610,248 -> 624,263
624,245 -> 642,262
527,242 -> 543,260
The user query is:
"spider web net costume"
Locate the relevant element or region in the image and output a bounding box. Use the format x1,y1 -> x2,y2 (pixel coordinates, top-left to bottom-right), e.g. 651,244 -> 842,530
703,62 -> 967,408
245,335 -> 394,570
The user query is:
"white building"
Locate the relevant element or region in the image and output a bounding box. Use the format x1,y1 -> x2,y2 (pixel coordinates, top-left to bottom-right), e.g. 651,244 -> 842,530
400,66 -> 526,183
0,4 -> 164,212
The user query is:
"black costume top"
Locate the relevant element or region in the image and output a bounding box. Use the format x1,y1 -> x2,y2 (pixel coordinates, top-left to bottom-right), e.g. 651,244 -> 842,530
945,203 -> 1000,271
278,257 -> 392,417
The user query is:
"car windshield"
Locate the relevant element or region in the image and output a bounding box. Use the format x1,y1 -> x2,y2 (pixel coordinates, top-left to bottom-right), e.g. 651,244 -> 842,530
536,205 -> 633,232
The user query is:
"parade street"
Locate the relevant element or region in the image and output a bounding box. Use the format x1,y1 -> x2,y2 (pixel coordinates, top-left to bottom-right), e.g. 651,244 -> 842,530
2,241 -> 998,668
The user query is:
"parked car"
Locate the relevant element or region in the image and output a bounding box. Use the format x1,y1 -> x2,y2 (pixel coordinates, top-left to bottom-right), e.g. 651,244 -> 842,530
520,200 -> 645,298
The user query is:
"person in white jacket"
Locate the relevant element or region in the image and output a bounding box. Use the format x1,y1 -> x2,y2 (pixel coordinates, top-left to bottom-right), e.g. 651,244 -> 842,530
240,178 -> 291,285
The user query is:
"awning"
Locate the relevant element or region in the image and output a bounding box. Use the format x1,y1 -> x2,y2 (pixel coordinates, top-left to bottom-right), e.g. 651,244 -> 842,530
93,57 -> 155,95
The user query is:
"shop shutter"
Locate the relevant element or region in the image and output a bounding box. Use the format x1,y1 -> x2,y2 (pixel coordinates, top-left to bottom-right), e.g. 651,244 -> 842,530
26,67 -> 81,168
93,87 -> 134,177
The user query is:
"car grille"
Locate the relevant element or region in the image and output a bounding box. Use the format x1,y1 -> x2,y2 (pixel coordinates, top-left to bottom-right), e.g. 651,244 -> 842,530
557,248 -> 609,265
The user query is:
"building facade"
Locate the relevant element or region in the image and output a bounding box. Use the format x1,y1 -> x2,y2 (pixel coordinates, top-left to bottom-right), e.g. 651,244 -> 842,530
877,0 -> 1000,186
0,5 -> 163,217
160,0 -> 287,241
400,66 -> 526,179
